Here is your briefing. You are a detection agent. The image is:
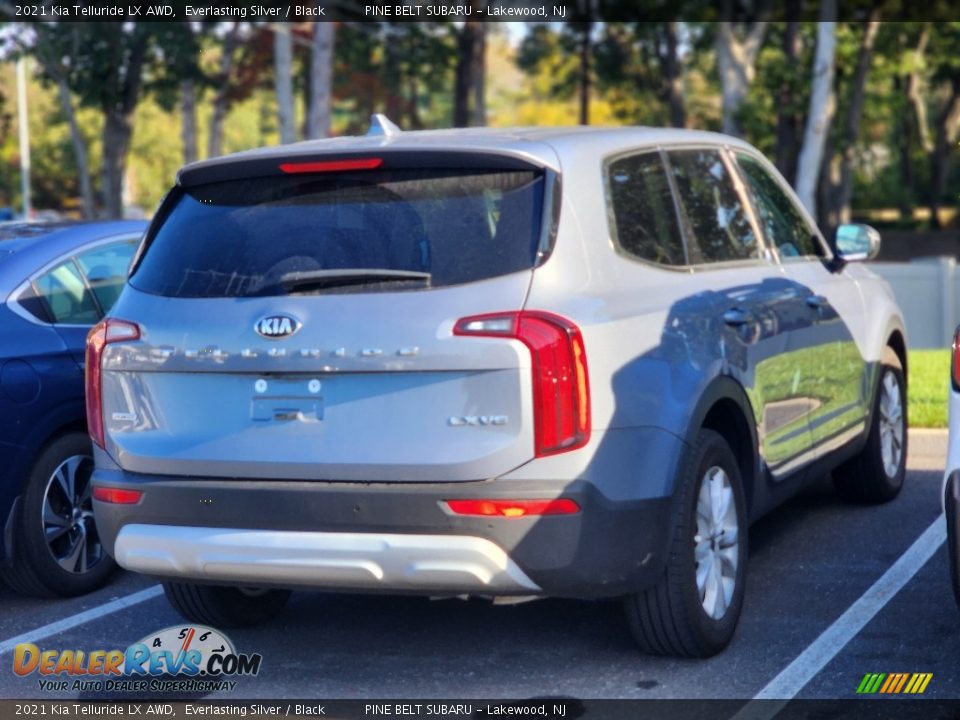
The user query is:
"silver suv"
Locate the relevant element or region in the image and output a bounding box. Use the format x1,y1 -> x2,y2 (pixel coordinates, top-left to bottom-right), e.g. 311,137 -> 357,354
90,121 -> 907,657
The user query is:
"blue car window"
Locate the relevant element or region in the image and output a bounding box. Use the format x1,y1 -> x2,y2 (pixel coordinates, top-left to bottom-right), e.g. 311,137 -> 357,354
33,260 -> 100,325
75,240 -> 138,313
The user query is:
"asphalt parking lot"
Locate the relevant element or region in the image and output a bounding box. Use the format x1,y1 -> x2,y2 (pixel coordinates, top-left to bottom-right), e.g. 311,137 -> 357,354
0,429 -> 955,701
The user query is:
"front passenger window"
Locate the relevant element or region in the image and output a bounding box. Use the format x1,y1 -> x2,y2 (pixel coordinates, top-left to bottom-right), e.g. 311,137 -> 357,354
736,153 -> 821,258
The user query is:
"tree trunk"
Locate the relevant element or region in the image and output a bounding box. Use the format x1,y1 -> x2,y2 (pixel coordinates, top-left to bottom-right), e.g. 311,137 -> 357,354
715,17 -> 769,137
826,14 -> 881,228
55,76 -> 94,219
181,80 -> 198,165
906,26 -> 933,154
662,22 -> 686,128
774,16 -> 802,181
453,25 -> 471,127
794,5 -> 837,217
101,111 -> 132,218
471,22 -> 486,127
929,77 -> 960,229
307,21 -> 335,139
209,23 -> 242,158
897,27 -> 930,220
274,25 -> 296,144
578,21 -> 592,125
384,22 -> 406,121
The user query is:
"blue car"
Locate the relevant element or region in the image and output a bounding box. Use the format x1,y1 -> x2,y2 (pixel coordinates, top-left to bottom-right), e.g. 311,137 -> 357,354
0,220 -> 146,596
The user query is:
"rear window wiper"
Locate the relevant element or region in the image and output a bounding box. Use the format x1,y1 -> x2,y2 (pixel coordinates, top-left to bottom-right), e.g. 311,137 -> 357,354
277,268 -> 432,292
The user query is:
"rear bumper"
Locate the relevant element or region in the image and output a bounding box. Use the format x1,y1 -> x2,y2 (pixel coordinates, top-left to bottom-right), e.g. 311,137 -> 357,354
93,470 -> 675,599
115,525 -> 541,594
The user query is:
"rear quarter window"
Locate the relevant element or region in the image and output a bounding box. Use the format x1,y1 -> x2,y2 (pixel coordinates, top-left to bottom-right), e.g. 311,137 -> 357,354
605,152 -> 687,267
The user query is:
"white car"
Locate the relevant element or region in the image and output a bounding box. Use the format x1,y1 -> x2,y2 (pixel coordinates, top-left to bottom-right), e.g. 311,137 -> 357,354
944,333 -> 960,604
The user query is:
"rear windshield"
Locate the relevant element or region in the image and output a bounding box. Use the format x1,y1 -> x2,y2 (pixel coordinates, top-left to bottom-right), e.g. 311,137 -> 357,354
129,169 -> 545,298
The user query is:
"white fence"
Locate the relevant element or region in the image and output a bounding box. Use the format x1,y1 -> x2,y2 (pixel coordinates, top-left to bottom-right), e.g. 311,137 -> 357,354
869,257 -> 956,349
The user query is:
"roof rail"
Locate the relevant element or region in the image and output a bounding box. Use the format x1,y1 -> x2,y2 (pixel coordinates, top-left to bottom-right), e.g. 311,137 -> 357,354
366,114 -> 402,137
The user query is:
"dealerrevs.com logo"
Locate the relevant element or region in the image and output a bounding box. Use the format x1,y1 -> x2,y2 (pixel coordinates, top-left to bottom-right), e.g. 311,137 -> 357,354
13,625 -> 262,693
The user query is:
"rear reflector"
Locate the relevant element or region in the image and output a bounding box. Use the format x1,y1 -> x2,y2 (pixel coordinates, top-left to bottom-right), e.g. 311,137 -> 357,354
445,499 -> 580,518
279,158 -> 383,174
92,487 -> 143,505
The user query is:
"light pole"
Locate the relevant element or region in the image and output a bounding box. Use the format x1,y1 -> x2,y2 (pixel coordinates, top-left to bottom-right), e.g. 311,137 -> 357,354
16,57 -> 31,219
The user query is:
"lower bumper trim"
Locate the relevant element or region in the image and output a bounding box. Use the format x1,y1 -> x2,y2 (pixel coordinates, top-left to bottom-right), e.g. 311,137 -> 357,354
114,524 -> 542,594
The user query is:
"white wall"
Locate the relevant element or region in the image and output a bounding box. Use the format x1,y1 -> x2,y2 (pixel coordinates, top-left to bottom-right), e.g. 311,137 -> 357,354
869,257 -> 956,349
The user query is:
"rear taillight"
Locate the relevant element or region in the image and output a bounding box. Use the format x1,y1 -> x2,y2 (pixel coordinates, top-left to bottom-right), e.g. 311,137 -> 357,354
445,498 -> 580,517
953,326 -> 960,392
92,487 -> 143,504
454,311 -> 590,457
85,319 -> 140,449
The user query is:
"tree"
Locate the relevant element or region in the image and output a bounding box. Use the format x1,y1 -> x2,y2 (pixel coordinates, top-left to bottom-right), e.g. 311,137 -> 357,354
795,3 -> 838,216
925,22 -> 960,228
661,22 -> 686,128
208,22 -> 245,158
454,18 -> 486,127
307,22 -> 335,139
774,16 -> 803,182
15,22 -> 198,217
820,14 -> 882,229
274,24 -> 296,144
30,25 -> 95,217
714,8 -> 769,136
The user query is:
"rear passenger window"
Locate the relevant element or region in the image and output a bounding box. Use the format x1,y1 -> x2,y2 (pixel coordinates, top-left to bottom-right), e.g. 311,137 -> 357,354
33,260 -> 100,325
735,153 -> 821,258
668,149 -> 759,264
606,152 -> 686,266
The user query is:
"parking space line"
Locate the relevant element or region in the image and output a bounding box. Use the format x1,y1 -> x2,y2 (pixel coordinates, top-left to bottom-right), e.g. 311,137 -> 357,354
0,585 -> 163,656
732,514 -> 946,718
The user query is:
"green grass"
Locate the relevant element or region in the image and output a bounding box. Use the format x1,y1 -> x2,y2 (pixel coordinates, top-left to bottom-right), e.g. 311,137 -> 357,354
908,350 -> 951,428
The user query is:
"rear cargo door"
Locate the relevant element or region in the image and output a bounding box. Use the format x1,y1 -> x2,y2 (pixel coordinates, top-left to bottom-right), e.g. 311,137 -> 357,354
101,156 -> 552,482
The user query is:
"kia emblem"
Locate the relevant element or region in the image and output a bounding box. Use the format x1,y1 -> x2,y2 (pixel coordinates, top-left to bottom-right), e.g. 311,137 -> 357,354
255,314 -> 301,339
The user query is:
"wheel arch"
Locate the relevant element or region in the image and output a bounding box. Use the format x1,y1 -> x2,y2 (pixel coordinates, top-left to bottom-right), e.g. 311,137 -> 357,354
886,328 -> 907,383
686,376 -> 759,518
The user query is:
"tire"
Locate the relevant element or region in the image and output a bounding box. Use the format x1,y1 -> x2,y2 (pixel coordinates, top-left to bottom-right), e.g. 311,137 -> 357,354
0,432 -> 116,597
624,429 -> 748,657
163,582 -> 291,628
833,348 -> 906,504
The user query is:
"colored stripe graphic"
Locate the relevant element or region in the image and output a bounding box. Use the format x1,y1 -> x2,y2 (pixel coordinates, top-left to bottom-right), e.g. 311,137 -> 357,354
857,672 -> 932,694
893,673 -> 910,693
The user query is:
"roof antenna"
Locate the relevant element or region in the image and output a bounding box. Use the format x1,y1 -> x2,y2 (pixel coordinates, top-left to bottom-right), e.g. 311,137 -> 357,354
367,113 -> 402,137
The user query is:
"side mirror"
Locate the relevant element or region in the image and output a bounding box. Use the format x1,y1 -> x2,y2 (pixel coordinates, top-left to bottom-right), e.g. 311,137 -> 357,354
834,223 -> 881,263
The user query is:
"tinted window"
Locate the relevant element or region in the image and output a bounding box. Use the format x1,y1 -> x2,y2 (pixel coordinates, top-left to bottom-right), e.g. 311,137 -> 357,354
76,240 -> 137,312
131,169 -> 544,298
33,260 -> 100,325
736,153 -> 820,258
668,149 -> 758,264
607,152 -> 686,266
